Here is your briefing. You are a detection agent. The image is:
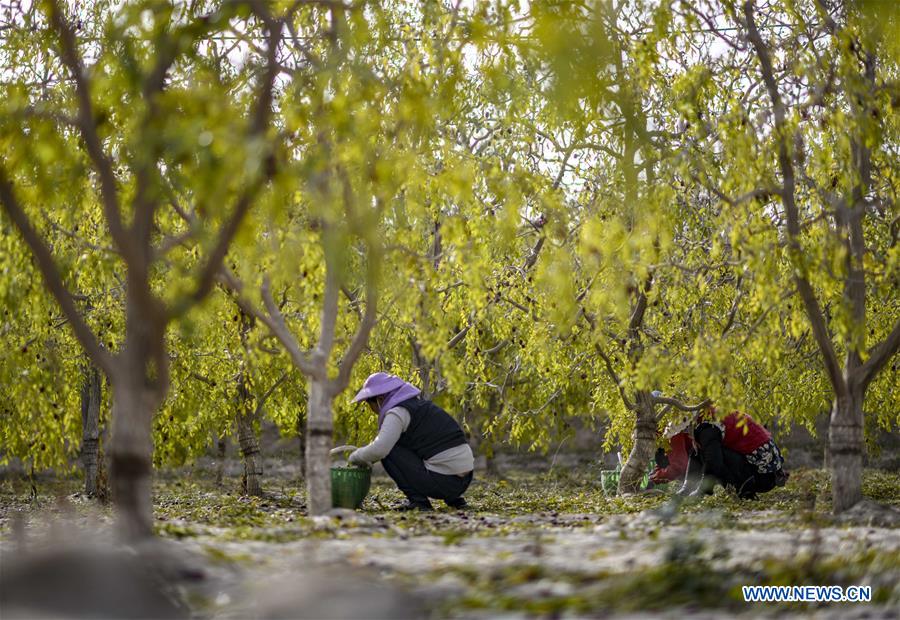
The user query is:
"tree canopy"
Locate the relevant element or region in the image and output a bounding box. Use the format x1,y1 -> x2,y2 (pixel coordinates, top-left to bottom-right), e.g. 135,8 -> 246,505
0,0 -> 897,530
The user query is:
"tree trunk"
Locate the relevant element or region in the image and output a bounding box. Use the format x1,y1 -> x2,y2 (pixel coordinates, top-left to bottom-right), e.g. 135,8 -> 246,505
484,448 -> 499,477
306,379 -> 333,515
410,339 -> 433,399
483,394 -> 501,475
109,374 -> 162,540
297,412 -> 307,478
215,436 -> 226,486
109,306 -> 168,540
469,422 -> 498,475
619,391 -> 656,494
80,364 -> 102,496
237,373 -> 263,496
829,389 -> 864,513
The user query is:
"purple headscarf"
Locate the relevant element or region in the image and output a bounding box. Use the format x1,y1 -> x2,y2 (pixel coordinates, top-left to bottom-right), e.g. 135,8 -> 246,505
352,372 -> 421,426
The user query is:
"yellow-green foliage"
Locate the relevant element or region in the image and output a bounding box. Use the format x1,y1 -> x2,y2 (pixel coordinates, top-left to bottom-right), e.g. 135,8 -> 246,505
1,0 -> 897,472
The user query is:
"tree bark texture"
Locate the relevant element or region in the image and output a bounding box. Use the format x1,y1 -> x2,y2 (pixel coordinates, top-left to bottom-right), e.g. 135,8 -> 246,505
297,412 -> 307,478
109,307 -> 168,540
80,364 -> 102,496
109,376 -> 162,540
306,379 -> 334,515
215,436 -> 226,487
237,373 -> 263,496
829,389 -> 864,513
618,391 -> 656,494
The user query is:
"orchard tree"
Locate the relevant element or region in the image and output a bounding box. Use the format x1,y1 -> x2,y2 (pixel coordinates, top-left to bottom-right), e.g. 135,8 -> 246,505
0,148 -> 117,494
672,0 -> 899,511
156,291 -> 297,497
0,0 -> 288,538
489,0 -> 722,491
0,2 -> 119,488
215,0 -> 483,515
0,242 -> 87,480
366,2 -> 593,462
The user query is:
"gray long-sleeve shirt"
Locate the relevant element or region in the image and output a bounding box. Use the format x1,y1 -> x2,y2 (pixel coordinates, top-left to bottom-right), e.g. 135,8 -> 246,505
351,406 -> 474,475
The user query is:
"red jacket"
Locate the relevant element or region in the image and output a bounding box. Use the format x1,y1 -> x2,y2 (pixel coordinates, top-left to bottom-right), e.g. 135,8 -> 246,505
717,412 -> 771,455
651,432 -> 692,482
652,412 -> 771,482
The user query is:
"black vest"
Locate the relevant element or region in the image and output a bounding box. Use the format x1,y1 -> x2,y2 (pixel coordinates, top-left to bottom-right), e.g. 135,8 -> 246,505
394,397 -> 467,460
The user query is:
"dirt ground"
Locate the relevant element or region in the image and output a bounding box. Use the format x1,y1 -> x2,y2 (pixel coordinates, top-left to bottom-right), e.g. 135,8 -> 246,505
1,464 -> 899,618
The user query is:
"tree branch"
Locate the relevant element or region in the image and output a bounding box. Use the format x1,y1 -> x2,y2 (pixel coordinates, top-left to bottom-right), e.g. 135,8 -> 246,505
173,11 -> 284,318
313,259 -> 340,370
744,0 -> 845,396
447,322 -> 472,350
720,275 -> 744,337
627,273 -> 653,337
332,260 -> 379,393
218,269 -> 316,376
651,395 -> 712,412
522,236 -> 545,271
47,0 -> 130,257
844,52 -> 876,370
132,9 -> 226,258
0,167 -> 113,376
340,284 -> 363,319
856,318 -> 900,391
595,342 -> 635,411
255,370 -> 291,416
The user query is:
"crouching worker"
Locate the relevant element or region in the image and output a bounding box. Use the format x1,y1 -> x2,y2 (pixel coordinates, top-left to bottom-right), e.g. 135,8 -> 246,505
348,372 -> 474,511
682,409 -> 788,499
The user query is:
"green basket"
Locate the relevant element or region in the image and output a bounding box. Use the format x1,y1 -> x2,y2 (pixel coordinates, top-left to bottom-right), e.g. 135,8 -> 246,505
331,466 -> 372,509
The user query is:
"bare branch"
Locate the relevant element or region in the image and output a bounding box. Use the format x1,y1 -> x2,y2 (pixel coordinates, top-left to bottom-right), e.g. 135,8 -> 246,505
189,371 -> 219,388
720,275 -> 744,337
447,322 -> 472,350
154,229 -> 196,258
627,273 -> 653,337
483,340 -> 508,355
341,284 -> 363,319
262,274 -> 319,375
522,235 -> 545,271
696,175 -> 781,207
313,260 -> 340,369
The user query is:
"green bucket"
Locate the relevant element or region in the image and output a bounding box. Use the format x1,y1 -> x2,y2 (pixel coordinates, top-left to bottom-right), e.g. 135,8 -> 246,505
600,461 -> 655,496
331,466 -> 372,509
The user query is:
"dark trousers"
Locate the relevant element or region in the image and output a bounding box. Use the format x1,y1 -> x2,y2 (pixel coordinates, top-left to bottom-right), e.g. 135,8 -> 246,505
693,423 -> 777,498
381,444 -> 472,505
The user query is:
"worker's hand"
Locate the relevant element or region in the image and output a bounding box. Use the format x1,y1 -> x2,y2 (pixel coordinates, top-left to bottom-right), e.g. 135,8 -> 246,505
329,445 -> 357,456
649,468 -> 665,484
347,449 -> 369,467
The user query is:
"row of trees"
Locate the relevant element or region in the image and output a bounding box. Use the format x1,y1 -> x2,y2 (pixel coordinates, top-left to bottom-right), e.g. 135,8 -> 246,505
1,0 -> 897,538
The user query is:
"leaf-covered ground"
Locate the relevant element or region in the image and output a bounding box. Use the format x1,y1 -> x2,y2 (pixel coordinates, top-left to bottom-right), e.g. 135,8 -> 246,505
2,466 -> 899,618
